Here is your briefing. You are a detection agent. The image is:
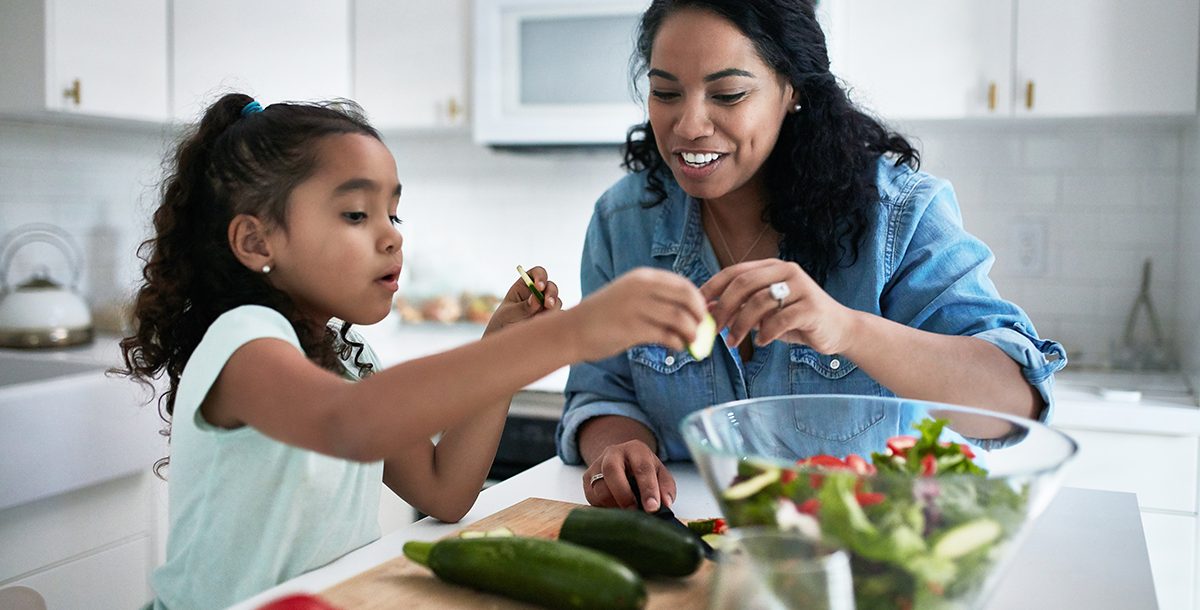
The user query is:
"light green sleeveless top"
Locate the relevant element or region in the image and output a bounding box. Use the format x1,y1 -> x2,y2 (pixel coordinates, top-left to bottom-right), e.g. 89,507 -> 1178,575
151,305 -> 383,609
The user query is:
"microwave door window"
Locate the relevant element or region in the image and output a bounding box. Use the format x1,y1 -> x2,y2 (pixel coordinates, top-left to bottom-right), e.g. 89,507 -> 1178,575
520,15 -> 640,105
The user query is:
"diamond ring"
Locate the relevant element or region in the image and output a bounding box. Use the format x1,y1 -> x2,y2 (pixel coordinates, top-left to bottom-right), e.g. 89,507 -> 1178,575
589,472 -> 605,486
769,281 -> 791,309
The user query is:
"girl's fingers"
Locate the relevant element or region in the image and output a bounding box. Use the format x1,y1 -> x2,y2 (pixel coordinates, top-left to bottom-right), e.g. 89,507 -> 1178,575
635,301 -> 697,349
543,281 -> 561,310
526,265 -> 549,284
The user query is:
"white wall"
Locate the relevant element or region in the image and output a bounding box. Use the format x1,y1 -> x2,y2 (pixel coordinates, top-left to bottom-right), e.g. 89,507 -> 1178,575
0,118 -> 1189,370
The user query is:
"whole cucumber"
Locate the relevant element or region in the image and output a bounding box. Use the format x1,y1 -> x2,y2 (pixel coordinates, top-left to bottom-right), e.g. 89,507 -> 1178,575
558,507 -> 703,577
403,537 -> 646,610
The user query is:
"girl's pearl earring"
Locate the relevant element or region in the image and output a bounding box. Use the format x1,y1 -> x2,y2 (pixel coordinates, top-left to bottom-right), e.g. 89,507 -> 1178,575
261,264 -> 272,274
792,103 -> 802,112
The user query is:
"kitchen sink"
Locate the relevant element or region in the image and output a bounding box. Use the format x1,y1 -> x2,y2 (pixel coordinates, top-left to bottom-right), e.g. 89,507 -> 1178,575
0,355 -> 107,387
0,351 -> 164,511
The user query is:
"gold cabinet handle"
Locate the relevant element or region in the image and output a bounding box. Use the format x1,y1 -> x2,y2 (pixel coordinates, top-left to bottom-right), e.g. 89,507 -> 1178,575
1025,80 -> 1035,110
447,97 -> 462,122
987,81 -> 997,111
63,79 -> 81,106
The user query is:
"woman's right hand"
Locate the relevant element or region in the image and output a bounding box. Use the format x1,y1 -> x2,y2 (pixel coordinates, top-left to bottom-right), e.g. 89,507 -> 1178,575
583,439 -> 677,512
568,267 -> 708,361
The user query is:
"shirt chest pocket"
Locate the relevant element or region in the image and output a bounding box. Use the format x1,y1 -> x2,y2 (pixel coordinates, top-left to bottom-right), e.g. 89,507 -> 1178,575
789,345 -> 886,441
628,345 -> 715,425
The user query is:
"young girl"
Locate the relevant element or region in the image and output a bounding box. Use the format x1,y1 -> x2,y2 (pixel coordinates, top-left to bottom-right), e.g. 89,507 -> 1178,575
118,93 -> 708,609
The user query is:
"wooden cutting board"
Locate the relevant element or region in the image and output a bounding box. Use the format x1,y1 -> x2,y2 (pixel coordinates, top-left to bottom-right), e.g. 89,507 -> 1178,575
319,497 -> 714,609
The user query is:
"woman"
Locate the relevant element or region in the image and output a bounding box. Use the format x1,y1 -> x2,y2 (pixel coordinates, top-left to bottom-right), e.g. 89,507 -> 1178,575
556,0 -> 1066,513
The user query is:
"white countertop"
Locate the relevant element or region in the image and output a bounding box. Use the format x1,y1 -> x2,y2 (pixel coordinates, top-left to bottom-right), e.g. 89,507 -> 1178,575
355,315 -> 570,392
232,459 -> 1158,610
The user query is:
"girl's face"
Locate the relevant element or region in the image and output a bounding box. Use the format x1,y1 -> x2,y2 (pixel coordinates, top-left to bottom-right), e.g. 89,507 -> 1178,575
647,8 -> 796,205
265,133 -> 404,327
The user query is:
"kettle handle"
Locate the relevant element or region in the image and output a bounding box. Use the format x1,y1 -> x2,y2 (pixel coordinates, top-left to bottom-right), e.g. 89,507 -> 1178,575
0,223 -> 85,292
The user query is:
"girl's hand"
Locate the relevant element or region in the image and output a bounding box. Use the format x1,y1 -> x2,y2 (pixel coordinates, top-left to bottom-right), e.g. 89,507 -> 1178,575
701,259 -> 860,354
568,268 -> 708,360
583,440 -> 677,512
485,265 -> 561,335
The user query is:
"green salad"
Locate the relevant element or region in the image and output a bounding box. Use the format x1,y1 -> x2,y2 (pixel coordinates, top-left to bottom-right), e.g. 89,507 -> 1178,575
719,419 -> 1029,610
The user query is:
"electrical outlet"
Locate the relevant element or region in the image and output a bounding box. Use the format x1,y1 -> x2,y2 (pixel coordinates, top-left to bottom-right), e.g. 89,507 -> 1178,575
1011,218 -> 1047,276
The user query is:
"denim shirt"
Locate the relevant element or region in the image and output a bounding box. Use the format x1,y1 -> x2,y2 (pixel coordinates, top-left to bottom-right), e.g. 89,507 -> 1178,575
556,157 -> 1067,464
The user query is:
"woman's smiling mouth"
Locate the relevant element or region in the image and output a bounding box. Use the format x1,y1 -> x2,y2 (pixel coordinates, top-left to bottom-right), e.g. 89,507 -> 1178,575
680,151 -> 725,167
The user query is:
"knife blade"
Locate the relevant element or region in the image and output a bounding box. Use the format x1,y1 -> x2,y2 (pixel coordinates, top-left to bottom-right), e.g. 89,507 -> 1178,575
627,474 -> 716,559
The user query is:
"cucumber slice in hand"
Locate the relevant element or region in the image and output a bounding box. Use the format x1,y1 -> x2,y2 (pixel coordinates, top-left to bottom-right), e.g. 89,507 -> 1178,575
688,313 -> 717,361
516,265 -> 545,304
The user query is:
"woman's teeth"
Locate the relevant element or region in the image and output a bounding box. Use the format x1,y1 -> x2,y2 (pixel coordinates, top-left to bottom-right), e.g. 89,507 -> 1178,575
681,152 -> 722,167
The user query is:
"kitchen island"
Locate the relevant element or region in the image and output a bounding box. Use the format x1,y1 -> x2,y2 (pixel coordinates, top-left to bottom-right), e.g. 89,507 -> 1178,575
231,458 -> 1158,610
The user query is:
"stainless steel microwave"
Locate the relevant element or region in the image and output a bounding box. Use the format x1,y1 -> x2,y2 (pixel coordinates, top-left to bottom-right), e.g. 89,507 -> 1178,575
472,0 -> 648,146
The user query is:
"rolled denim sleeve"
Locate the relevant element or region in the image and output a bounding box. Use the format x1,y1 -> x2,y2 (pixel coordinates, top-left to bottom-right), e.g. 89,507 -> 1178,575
882,179 -> 1068,438
556,197 -> 668,465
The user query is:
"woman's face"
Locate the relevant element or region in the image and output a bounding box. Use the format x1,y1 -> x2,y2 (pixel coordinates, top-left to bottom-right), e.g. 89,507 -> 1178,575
264,133 -> 404,327
647,8 -> 796,204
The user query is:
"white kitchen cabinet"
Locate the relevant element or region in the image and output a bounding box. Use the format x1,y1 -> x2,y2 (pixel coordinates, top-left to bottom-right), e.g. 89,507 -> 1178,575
171,0 -> 352,121
824,0 -> 1198,119
1015,0 -> 1199,117
354,0 -> 470,130
1142,512 -> 1197,610
0,472 -> 159,608
824,0 -> 1013,119
0,0 -> 169,122
1054,421 -> 1200,610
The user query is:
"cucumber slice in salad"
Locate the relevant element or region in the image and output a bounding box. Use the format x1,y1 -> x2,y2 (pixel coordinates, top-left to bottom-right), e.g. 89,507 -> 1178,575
688,313 -> 717,361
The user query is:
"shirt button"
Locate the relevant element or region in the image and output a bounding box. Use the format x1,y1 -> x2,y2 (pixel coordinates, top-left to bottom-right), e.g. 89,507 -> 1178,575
829,358 -> 841,370
664,355 -> 676,366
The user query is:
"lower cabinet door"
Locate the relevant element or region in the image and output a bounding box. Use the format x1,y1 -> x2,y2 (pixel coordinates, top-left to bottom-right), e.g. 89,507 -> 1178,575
9,535 -> 151,609
1141,511 -> 1196,610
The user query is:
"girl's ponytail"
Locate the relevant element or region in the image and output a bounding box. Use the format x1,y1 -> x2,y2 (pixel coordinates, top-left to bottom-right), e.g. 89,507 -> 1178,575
115,93 -> 380,466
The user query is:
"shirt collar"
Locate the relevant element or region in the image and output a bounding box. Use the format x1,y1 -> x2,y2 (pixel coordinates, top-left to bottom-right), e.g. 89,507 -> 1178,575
651,180 -> 716,286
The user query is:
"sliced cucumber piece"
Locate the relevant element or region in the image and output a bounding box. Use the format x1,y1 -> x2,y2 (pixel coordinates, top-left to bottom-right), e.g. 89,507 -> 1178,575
458,527 -> 515,539
516,265 -> 545,304
932,518 -> 1002,559
722,468 -> 781,500
688,313 -> 717,360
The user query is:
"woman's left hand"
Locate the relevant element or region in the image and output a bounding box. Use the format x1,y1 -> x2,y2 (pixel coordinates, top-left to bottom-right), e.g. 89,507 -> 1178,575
485,265 -> 561,335
700,259 -> 859,354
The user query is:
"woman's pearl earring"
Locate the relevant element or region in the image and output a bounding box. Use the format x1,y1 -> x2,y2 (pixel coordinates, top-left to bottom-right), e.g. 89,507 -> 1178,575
261,264 -> 272,274
792,103 -> 803,112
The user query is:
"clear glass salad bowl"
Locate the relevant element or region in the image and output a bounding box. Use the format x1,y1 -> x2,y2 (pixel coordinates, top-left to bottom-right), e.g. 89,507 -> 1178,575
681,394 -> 1077,610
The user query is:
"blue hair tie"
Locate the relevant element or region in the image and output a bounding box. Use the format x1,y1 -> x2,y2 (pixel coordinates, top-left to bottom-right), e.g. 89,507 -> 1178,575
241,100 -> 264,117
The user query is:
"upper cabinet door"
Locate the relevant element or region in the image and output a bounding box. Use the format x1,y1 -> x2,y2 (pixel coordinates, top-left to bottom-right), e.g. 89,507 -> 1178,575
48,0 -> 169,121
1015,0 -> 1199,117
354,0 -> 469,130
824,0 -> 1014,120
171,0 -> 351,121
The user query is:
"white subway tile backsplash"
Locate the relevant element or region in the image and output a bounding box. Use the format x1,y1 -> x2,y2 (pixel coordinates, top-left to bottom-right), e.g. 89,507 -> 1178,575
982,172 -> 1060,208
1060,173 -> 1142,208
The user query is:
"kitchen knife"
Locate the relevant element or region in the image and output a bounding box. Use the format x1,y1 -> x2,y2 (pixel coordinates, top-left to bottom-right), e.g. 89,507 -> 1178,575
627,474 -> 716,559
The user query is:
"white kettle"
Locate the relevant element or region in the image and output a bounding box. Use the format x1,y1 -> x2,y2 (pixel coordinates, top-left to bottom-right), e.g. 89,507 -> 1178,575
0,224 -> 93,348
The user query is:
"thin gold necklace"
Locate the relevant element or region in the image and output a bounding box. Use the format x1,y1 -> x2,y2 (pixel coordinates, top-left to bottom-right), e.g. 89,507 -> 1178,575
706,202 -> 770,265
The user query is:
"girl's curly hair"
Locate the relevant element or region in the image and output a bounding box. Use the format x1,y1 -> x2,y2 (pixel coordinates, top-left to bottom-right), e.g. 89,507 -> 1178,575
114,93 -> 380,475
623,0 -> 920,286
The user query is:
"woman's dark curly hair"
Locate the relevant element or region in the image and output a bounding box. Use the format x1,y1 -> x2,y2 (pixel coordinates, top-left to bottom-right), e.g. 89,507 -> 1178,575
114,93 -> 380,475
624,0 -> 919,285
